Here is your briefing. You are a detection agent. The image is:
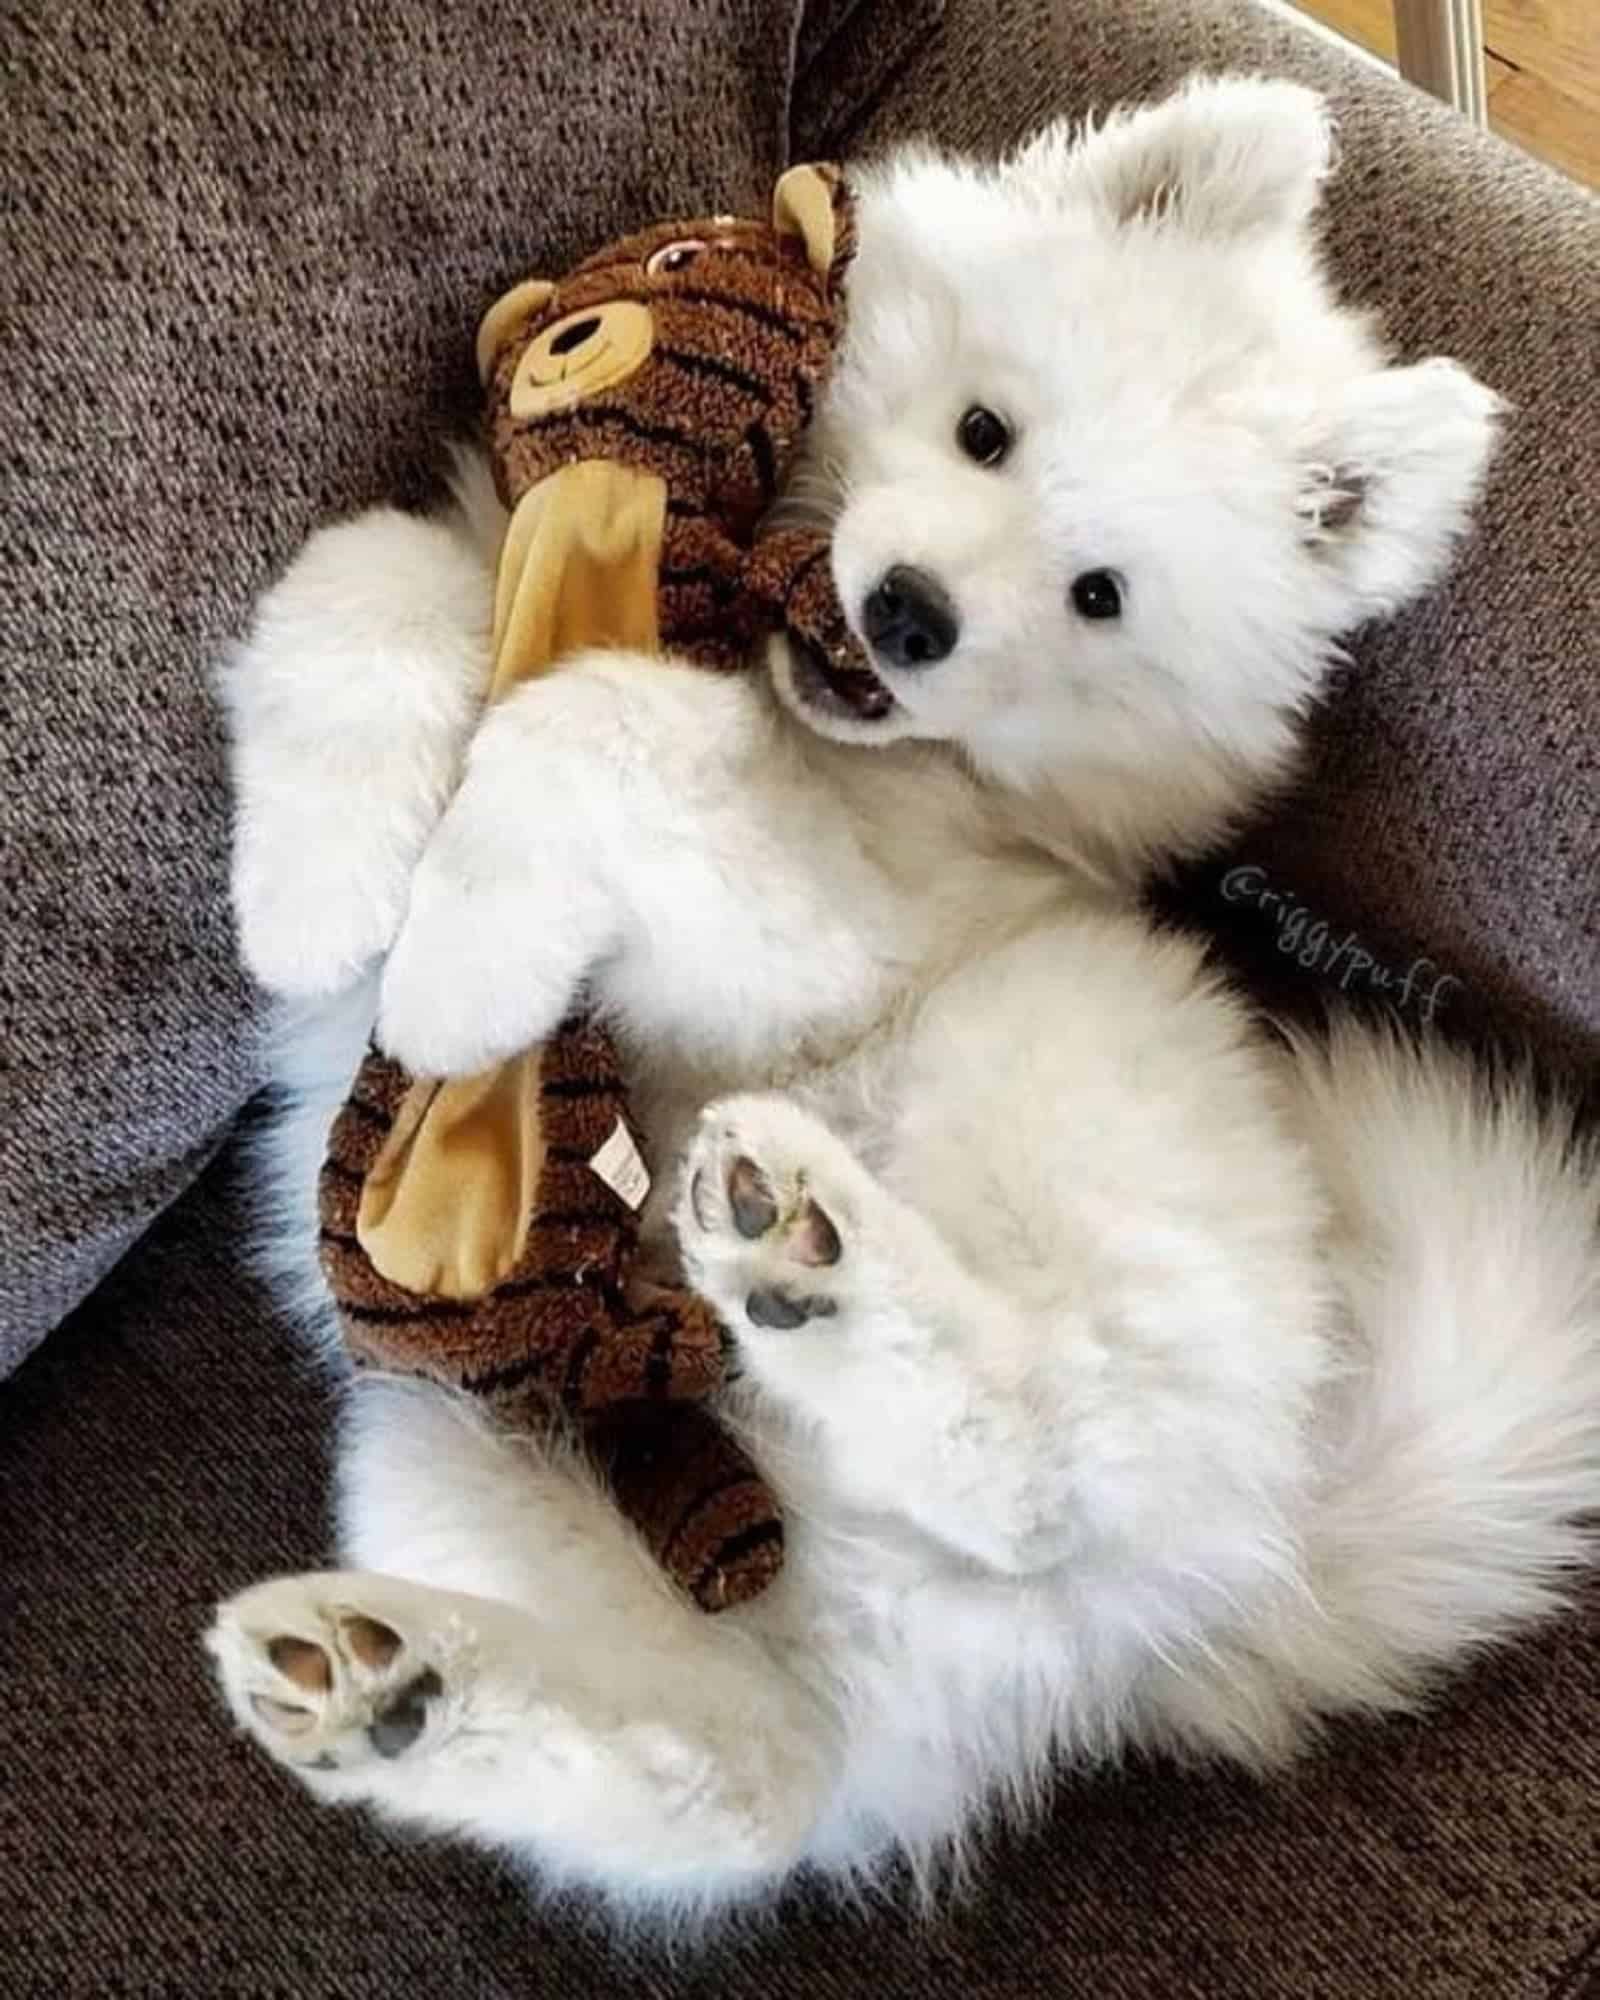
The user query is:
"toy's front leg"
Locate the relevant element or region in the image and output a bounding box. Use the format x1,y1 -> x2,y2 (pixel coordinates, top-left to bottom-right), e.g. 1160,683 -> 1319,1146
377,650 -> 757,1078
224,495 -> 497,999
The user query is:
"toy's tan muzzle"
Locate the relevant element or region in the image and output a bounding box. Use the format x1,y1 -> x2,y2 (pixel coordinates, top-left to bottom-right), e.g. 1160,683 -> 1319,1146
506,300 -> 655,419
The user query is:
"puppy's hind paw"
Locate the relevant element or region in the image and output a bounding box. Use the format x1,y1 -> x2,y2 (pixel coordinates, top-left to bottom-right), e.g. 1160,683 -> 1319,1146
206,1573 -> 464,1785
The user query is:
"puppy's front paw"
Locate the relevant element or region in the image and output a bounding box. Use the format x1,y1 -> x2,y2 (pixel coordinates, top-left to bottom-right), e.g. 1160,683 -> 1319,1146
233,841 -> 409,1000
375,857 -> 568,1079
375,751 -> 616,1077
677,1096 -> 860,1335
375,901 -> 504,1078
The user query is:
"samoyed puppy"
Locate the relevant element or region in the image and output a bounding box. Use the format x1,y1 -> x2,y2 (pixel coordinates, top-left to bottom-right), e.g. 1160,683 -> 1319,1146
208,77 -> 1599,1922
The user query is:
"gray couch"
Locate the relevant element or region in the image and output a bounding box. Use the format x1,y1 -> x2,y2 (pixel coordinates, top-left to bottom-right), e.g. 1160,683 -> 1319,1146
5,2 -> 1597,1993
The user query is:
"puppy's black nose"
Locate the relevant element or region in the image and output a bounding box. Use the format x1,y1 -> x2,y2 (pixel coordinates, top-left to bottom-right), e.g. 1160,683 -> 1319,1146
862,565 -> 959,669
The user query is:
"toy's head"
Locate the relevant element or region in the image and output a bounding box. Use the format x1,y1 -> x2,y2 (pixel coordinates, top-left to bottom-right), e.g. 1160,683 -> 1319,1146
477,166 -> 855,548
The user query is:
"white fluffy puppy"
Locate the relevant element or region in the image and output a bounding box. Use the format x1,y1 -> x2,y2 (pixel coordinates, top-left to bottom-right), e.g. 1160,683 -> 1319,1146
208,77 -> 1599,1923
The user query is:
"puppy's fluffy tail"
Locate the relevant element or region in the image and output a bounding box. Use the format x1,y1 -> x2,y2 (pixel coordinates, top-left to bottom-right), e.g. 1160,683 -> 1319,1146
1155,1022 -> 1599,1763
1300,1022 -> 1598,1669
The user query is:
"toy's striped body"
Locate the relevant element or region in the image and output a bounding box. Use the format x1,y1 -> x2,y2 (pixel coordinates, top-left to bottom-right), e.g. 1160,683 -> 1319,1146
315,171 -> 858,1610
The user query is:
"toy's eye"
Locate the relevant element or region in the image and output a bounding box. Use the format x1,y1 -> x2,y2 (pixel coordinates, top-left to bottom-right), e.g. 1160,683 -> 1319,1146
647,239 -> 707,277
1070,569 -> 1124,620
956,405 -> 1012,467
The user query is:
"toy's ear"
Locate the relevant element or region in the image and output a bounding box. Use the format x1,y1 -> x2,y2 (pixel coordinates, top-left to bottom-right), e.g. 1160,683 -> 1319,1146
475,277 -> 556,384
773,163 -> 851,286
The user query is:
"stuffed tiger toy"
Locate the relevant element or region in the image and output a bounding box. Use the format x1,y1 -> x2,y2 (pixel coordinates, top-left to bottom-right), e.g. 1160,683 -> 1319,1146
319,165 -> 868,1611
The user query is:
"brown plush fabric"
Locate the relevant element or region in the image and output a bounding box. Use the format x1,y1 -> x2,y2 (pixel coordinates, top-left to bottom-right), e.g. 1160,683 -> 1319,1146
594,1401 -> 789,1610
6,1145 -> 1598,1997
1,0 -> 854,1375
484,173 -> 860,676
324,1039 -> 650,1399
822,0 -> 1600,1086
315,178 -> 861,1610
325,1038 -> 773,1611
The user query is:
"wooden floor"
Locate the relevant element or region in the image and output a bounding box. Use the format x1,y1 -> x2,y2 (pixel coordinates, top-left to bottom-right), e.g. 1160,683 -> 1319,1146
1296,0 -> 1600,188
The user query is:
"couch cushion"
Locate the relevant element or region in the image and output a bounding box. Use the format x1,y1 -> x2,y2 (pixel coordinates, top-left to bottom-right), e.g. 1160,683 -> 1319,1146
0,0 -> 964,1372
6,1142 -> 1598,1997
821,0 -> 1599,1086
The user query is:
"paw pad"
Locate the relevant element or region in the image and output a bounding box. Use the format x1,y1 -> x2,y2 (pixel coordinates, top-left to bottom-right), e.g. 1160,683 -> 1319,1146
251,1693 -> 317,1736
344,1614 -> 404,1672
368,1669 -> 443,1759
722,1154 -> 841,1268
729,1157 -> 779,1238
746,1286 -> 838,1330
268,1635 -> 333,1692
680,1100 -> 861,1342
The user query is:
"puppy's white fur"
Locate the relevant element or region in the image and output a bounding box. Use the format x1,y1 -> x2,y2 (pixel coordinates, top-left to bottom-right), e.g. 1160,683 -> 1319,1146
208,79 -> 1598,1924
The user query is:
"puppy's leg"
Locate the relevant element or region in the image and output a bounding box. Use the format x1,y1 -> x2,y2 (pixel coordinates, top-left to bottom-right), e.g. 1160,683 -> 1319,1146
209,1390 -> 838,1907
680,1095 -> 1077,1575
376,654 -> 761,1077
223,495 -> 496,999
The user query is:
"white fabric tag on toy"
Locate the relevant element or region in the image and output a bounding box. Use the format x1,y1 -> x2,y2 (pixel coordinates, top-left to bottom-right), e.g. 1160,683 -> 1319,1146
589,1117 -> 651,1211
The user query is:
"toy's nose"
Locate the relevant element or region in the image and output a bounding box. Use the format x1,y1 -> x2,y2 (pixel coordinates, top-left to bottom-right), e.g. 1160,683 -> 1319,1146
862,565 -> 960,668
509,300 -> 656,420
548,314 -> 602,357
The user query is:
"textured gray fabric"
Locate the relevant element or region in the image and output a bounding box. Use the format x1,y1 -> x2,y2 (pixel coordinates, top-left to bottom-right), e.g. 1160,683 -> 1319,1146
7,1145 -> 1598,1999
6,0 -> 1600,1994
2,0 -> 925,1371
829,0 -> 1600,1085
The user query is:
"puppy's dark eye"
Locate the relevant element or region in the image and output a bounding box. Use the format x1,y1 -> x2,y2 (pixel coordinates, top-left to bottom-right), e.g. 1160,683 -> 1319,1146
1070,569 -> 1123,621
957,405 -> 1012,467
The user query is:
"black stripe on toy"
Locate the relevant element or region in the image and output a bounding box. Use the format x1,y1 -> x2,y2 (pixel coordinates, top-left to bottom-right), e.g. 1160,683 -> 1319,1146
645,1316 -> 676,1399
693,1519 -> 784,1603
341,1298 -> 480,1327
656,344 -> 774,405
521,402 -> 706,462
340,1095 -> 394,1128
782,540 -> 830,605
660,1468 -> 768,1562
459,1351 -> 553,1399
562,1325 -> 602,1405
745,421 -> 777,504
536,1206 -> 634,1232
667,286 -> 808,342
659,562 -> 741,600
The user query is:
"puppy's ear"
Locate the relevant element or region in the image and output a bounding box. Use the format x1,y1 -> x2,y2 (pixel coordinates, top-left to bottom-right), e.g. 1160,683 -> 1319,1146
1018,75 -> 1332,237
1297,359 -> 1504,615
